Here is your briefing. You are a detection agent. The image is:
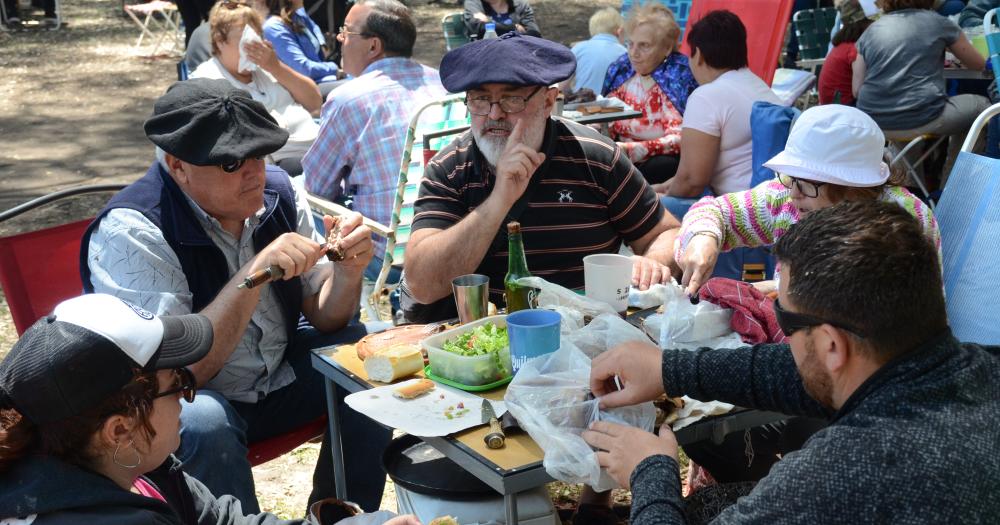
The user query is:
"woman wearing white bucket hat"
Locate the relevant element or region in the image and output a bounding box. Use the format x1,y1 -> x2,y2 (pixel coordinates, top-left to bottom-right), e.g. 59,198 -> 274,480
675,104 -> 941,295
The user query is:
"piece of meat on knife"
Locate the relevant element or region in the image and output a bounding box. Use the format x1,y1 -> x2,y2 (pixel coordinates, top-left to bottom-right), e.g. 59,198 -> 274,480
325,216 -> 347,261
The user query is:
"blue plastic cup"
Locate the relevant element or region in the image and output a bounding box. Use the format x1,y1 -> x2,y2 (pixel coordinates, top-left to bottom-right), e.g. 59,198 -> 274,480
506,309 -> 561,374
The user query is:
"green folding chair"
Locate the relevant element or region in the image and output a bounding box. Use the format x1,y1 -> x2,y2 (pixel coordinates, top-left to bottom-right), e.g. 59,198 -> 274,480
793,7 -> 838,61
442,12 -> 469,51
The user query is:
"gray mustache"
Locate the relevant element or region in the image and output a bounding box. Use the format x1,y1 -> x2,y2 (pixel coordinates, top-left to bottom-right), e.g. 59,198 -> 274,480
484,120 -> 512,132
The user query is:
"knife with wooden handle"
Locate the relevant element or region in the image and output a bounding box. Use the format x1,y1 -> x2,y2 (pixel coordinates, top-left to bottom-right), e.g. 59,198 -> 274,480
481,399 -> 505,449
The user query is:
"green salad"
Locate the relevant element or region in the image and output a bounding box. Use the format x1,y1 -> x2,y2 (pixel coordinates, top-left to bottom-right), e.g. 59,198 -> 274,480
438,323 -> 511,383
442,323 -> 509,356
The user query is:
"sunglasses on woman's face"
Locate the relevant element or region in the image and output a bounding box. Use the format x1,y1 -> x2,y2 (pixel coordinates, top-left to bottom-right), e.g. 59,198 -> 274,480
154,368 -> 197,403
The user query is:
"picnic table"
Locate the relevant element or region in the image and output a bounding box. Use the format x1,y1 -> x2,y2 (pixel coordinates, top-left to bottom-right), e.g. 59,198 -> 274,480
310,309 -> 786,523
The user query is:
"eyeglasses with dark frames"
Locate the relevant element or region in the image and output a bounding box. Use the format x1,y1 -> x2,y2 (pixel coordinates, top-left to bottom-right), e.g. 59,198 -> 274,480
465,86 -> 544,116
154,367 -> 197,403
772,298 -> 864,338
777,173 -> 826,199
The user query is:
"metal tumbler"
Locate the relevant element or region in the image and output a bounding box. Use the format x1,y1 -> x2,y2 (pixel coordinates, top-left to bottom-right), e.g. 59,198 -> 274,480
452,274 -> 490,325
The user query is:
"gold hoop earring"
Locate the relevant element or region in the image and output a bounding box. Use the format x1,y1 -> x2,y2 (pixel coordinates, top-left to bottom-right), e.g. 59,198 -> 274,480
113,439 -> 142,469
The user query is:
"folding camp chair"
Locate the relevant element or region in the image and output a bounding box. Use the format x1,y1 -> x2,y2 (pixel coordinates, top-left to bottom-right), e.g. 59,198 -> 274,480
711,102 -> 799,282
885,134 -> 947,208
793,7 -> 837,68
935,102 -> 1000,345
0,184 -> 126,335
306,95 -> 471,321
442,12 -> 468,51
0,184 -> 325,466
681,0 -> 795,86
123,0 -> 183,56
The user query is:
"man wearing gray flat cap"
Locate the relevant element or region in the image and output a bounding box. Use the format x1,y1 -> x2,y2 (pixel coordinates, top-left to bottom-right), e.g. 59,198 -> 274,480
402,33 -> 681,323
80,78 -> 391,515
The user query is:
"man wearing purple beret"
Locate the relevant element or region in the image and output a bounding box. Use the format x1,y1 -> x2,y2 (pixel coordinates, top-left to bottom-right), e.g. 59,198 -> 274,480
400,33 -> 680,519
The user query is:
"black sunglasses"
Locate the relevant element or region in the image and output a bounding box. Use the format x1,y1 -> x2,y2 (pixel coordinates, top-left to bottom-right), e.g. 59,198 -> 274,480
220,158 -> 247,173
154,367 -> 197,403
772,298 -> 864,338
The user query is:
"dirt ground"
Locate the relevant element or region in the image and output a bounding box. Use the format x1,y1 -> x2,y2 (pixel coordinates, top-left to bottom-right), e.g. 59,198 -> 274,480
0,0 -> 629,518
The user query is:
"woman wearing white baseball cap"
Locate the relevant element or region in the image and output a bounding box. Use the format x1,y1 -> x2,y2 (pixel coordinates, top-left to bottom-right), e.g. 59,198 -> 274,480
0,294 -> 418,525
675,104 -> 941,295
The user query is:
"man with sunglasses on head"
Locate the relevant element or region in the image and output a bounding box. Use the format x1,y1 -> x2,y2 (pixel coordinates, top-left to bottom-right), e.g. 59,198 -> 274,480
582,200 -> 1000,524
81,78 -> 391,515
401,32 -> 682,325
303,0 -> 446,282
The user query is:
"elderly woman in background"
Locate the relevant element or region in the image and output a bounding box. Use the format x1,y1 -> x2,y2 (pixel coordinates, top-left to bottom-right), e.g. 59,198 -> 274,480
602,3 -> 697,185
0,294 -> 419,525
192,0 -> 322,176
263,0 -> 343,96
854,0 -> 988,179
653,10 -> 781,219
463,0 -> 541,39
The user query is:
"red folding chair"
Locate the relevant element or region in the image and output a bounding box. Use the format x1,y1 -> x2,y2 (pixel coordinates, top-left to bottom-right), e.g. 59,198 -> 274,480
680,0 -> 795,86
0,184 -> 324,466
0,184 -> 127,335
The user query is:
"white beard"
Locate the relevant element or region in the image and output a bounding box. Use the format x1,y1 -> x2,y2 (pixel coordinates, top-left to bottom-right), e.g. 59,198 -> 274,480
472,113 -> 547,170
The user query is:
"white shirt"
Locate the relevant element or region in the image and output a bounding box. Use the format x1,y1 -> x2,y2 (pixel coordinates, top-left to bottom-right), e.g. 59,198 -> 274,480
681,68 -> 781,195
191,57 -> 319,163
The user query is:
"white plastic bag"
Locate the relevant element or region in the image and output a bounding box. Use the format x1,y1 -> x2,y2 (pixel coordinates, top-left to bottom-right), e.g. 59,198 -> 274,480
517,276 -> 616,328
643,284 -> 738,350
238,24 -> 262,73
504,314 -> 655,492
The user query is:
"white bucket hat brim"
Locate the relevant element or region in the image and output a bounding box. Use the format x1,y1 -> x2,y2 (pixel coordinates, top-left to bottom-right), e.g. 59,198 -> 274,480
763,105 -> 891,188
764,152 -> 890,188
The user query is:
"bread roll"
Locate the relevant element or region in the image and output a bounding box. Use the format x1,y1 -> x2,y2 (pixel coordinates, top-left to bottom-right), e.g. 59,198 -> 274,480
393,378 -> 436,399
429,517 -> 459,525
364,344 -> 424,383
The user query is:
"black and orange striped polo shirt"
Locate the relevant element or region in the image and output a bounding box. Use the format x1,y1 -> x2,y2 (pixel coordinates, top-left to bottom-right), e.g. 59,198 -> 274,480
412,117 -> 663,305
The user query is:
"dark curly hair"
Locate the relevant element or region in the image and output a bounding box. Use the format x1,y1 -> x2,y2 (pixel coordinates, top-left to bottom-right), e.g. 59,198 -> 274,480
773,200 -> 946,362
0,370 -> 159,474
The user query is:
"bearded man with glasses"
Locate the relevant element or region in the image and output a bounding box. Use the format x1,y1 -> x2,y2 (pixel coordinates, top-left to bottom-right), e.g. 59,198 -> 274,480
401,32 -> 682,327
582,200 -> 1000,524
81,78 -> 392,514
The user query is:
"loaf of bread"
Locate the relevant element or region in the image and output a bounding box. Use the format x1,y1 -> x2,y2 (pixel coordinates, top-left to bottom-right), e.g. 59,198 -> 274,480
364,344 -> 424,383
392,378 -> 436,399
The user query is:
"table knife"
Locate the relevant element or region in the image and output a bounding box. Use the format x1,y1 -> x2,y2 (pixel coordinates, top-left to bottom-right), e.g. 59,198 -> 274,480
481,399 -> 505,449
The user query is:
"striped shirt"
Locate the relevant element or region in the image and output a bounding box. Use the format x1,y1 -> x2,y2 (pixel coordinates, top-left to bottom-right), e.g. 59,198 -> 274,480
675,179 -> 942,261
412,117 -> 663,304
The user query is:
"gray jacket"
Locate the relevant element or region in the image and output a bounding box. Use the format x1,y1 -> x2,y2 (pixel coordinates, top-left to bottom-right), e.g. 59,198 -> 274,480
630,331 -> 1000,524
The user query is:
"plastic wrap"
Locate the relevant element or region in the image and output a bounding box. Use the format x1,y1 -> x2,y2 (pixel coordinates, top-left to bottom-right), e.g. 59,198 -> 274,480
504,314 -> 655,491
